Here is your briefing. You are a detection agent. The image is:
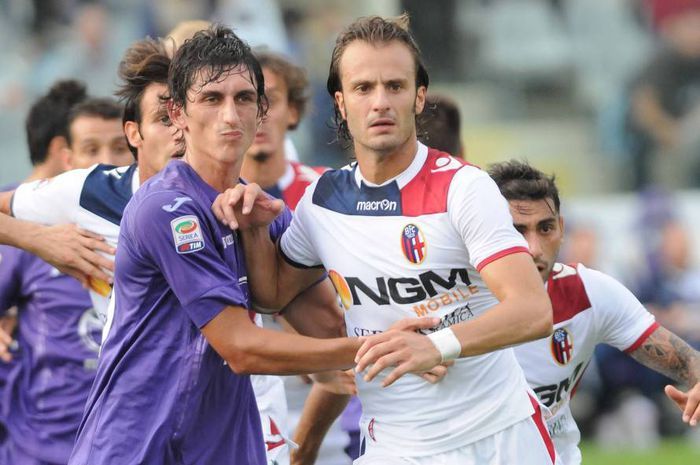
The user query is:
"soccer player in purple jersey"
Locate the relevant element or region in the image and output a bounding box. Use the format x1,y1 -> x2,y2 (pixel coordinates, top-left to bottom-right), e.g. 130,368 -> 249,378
69,26 -> 425,465
0,80 -> 100,465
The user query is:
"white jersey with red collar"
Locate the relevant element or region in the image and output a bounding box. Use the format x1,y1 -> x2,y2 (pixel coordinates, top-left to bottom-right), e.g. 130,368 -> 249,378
514,262 -> 658,465
280,142 -> 536,456
275,161 -> 328,210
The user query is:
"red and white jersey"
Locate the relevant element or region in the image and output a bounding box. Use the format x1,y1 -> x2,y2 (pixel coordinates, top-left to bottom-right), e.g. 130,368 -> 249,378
514,263 -> 658,465
274,161 -> 327,211
280,142 -> 535,456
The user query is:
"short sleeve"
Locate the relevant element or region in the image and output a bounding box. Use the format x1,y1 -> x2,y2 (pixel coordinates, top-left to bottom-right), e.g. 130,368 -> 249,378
11,168 -> 89,225
578,265 -> 658,352
269,207 -> 293,243
279,190 -> 322,268
0,246 -> 23,313
127,192 -> 248,328
447,168 -> 529,272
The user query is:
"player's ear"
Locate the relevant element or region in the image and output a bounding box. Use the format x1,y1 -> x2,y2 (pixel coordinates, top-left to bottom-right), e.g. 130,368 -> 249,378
124,121 -> 143,149
415,86 -> 427,115
558,214 -> 565,237
287,105 -> 300,129
168,100 -> 187,131
46,135 -> 71,171
334,91 -> 346,120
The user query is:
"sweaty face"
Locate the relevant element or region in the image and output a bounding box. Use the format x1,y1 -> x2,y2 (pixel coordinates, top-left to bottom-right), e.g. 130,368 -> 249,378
335,40 -> 426,156
126,83 -> 184,182
68,116 -> 131,168
246,68 -> 298,162
508,198 -> 564,283
171,66 -> 260,167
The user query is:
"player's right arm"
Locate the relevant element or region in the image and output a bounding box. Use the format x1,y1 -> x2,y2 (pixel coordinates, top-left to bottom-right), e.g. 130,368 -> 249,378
212,182 -> 327,310
0,212 -> 114,286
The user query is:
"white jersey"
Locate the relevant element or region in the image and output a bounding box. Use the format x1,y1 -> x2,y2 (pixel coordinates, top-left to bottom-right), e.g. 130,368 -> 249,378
514,263 -> 658,465
11,163 -> 139,318
280,143 -> 536,456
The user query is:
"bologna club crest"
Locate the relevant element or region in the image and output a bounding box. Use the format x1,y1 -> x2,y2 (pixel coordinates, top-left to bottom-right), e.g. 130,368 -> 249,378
551,327 -> 574,365
401,224 -> 427,264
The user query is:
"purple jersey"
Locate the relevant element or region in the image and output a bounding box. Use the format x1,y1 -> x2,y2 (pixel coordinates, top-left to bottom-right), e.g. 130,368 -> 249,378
0,245 -> 97,463
69,161 -> 292,465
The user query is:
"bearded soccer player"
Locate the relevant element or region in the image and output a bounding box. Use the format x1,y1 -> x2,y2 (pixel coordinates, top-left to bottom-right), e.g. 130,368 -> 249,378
215,15 -> 557,465
488,160 -> 700,465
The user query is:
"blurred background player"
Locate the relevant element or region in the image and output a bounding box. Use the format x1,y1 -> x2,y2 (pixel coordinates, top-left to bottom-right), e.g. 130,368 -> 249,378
241,50 -> 327,209
64,97 -> 132,168
0,79 -> 98,465
417,93 -> 464,158
488,160 -> 700,465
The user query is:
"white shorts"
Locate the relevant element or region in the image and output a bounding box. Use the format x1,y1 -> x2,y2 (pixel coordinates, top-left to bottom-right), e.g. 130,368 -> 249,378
354,396 -> 558,465
253,374 -> 292,465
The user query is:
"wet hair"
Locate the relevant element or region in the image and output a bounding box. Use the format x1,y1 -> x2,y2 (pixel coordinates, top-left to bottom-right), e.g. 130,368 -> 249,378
66,97 -> 123,146
327,13 -> 429,142
417,94 -> 463,157
487,160 -> 561,213
255,50 -> 309,129
115,37 -> 171,157
25,79 -> 87,165
169,24 -> 267,118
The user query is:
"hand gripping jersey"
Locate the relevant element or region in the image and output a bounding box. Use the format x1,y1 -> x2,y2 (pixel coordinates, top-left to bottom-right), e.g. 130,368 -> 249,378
69,161 -> 292,465
0,246 -> 97,463
263,161 -> 328,211
514,263 -> 658,465
280,143 -> 535,456
11,163 -> 140,320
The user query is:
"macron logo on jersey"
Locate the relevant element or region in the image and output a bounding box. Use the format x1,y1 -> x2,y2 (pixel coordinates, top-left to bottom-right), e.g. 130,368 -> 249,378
171,215 -> 205,254
356,199 -> 398,212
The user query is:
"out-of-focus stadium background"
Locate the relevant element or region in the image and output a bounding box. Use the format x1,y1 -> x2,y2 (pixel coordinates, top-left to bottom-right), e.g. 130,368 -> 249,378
1,0 -> 699,462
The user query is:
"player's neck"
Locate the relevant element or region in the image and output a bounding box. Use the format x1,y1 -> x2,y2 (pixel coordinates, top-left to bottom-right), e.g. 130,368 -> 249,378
355,137 -> 418,185
240,149 -> 287,189
184,151 -> 242,193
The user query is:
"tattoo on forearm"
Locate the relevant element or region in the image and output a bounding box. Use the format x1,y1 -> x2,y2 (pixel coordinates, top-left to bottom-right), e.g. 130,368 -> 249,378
630,326 -> 700,387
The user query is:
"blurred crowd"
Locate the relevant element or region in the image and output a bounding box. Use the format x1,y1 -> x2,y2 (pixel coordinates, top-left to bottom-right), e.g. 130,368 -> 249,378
1,0 -> 700,453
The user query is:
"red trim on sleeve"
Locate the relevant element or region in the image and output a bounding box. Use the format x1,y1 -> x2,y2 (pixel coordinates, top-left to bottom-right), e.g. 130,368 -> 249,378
529,394 -> 556,464
475,246 -> 530,272
624,321 -> 660,354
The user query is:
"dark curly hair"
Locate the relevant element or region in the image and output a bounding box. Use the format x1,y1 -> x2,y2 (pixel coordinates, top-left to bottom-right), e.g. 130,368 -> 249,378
327,13 -> 429,143
169,24 -> 267,118
487,160 -> 561,213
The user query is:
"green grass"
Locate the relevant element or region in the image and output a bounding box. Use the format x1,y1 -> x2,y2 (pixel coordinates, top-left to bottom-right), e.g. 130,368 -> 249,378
580,439 -> 700,465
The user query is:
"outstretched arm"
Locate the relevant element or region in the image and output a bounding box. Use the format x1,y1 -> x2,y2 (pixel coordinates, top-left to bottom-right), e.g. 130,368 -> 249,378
629,325 -> 700,426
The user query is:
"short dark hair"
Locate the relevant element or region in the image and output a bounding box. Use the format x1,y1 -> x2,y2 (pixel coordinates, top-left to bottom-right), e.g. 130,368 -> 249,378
487,160 -> 561,213
25,79 -> 87,165
255,50 -> 309,130
66,97 -> 123,146
327,13 -> 429,142
418,95 -> 462,157
115,37 -> 171,157
169,24 -> 267,118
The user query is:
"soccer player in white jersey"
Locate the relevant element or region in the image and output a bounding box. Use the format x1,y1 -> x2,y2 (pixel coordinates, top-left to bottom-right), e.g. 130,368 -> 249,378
215,14 -> 558,465
487,160 -> 700,465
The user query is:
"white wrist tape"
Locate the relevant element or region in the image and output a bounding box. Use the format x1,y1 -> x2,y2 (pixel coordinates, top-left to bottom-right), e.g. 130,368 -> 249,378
427,328 -> 461,362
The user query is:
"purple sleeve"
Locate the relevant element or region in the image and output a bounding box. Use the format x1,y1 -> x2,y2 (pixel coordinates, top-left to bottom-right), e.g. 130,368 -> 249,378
0,246 -> 23,313
129,192 -> 248,328
269,207 -> 293,242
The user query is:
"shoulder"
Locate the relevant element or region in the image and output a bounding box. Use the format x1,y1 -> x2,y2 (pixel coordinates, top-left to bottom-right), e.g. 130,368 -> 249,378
547,263 -> 592,324
80,164 -> 138,226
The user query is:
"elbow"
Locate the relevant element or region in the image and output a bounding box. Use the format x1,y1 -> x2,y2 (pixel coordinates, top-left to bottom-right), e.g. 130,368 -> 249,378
226,350 -> 259,375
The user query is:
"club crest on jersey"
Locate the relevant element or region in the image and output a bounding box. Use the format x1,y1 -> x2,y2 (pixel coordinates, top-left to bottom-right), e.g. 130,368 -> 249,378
328,270 -> 352,310
551,327 -> 574,365
171,215 -> 205,254
401,223 -> 426,264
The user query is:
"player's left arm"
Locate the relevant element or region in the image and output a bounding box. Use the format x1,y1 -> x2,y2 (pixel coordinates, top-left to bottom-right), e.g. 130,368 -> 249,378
629,326 -> 700,426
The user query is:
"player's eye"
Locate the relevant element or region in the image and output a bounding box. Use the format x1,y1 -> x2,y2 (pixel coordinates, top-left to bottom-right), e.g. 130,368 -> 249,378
158,114 -> 172,126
